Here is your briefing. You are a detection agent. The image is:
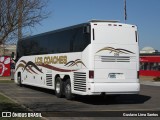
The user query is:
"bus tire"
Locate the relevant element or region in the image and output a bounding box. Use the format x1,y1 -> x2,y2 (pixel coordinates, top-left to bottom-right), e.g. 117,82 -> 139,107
55,77 -> 63,98
64,79 -> 73,100
17,73 -> 22,87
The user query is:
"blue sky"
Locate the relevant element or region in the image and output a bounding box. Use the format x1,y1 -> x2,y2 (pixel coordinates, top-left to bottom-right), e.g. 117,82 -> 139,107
29,0 -> 160,51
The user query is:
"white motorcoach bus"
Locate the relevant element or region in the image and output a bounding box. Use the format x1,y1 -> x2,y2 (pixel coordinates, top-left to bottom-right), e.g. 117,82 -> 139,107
15,20 -> 140,99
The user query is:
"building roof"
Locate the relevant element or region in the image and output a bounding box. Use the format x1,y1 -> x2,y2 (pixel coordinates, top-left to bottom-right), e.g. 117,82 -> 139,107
140,46 -> 157,54
142,46 -> 155,51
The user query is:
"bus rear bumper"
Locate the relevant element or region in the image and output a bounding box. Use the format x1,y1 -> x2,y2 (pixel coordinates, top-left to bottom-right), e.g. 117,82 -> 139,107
89,82 -> 140,95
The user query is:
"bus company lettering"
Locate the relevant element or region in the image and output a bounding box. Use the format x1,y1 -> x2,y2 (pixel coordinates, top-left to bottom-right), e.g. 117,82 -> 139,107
35,56 -> 67,65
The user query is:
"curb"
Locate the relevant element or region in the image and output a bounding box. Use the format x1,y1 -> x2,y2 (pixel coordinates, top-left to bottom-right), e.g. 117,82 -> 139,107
140,80 -> 160,86
0,77 -> 11,80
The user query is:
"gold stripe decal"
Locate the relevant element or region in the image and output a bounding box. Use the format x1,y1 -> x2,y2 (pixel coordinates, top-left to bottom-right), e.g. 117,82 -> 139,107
16,60 -> 43,74
64,59 -> 86,67
96,47 -> 135,54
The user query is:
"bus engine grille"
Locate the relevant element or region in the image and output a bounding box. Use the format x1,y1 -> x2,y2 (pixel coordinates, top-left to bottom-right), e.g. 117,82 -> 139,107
73,72 -> 86,92
46,74 -> 53,86
101,56 -> 131,62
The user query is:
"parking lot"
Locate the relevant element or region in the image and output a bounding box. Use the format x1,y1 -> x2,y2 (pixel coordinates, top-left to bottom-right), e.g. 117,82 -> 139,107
0,82 -> 160,118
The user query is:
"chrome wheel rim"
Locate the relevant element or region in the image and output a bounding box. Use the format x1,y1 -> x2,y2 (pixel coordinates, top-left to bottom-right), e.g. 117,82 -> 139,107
56,82 -> 60,93
66,84 -> 71,95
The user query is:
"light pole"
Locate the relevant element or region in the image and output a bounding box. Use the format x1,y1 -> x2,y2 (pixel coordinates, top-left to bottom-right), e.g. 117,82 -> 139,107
124,0 -> 127,23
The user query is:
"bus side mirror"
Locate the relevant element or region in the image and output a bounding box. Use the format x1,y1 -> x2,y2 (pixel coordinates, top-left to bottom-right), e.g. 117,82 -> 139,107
83,26 -> 90,34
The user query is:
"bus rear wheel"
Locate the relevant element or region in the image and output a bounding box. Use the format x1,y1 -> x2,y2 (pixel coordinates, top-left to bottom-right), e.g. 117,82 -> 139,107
55,77 -> 63,98
64,79 -> 73,100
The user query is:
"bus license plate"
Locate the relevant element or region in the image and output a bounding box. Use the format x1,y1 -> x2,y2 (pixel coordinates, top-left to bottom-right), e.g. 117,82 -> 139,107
109,73 -> 125,79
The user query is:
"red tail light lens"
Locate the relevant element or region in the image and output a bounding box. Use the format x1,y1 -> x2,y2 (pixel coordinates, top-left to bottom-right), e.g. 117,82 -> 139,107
89,70 -> 94,79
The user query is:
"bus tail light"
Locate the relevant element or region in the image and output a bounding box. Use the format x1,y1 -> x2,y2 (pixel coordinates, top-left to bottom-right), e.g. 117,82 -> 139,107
89,70 -> 94,79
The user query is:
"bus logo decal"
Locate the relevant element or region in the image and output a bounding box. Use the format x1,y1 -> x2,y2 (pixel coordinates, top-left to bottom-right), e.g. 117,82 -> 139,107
64,59 -> 86,67
96,47 -> 135,54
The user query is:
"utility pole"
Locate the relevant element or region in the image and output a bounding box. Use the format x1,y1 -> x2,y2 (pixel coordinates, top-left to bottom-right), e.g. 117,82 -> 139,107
18,0 -> 23,41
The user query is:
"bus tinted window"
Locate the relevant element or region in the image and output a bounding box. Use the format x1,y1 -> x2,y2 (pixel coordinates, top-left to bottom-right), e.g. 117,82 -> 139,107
17,25 -> 91,59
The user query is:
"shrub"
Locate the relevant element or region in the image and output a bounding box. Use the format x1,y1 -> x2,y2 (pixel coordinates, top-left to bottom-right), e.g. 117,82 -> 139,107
153,77 -> 160,81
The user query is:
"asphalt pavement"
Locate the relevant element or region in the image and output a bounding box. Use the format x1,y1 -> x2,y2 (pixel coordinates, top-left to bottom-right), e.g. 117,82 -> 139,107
0,77 -> 160,120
